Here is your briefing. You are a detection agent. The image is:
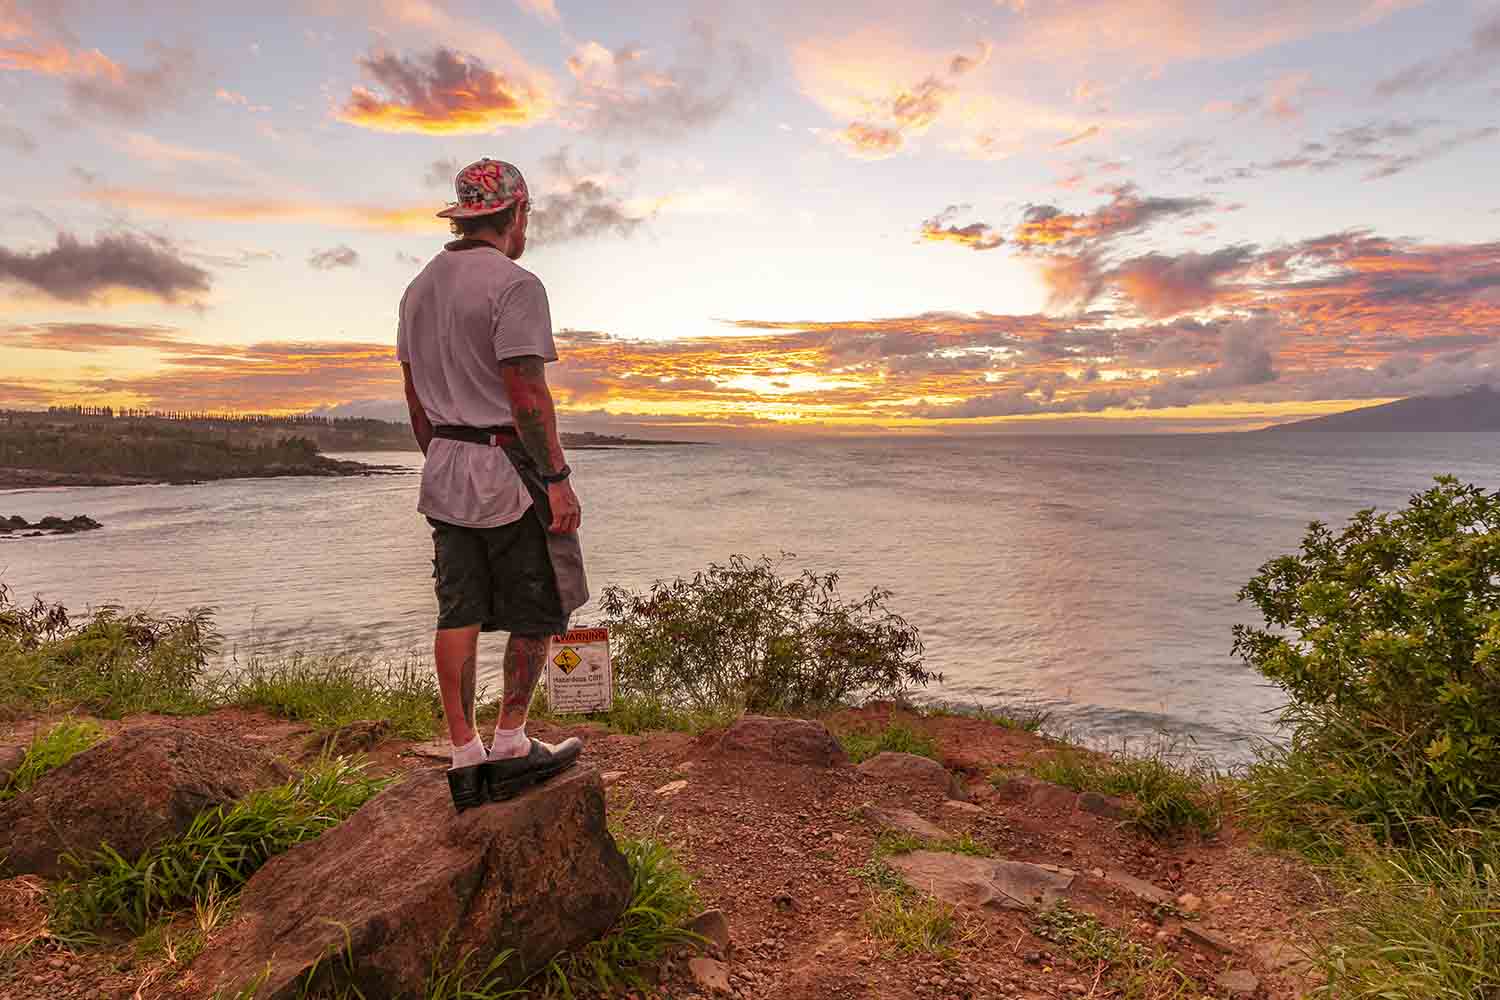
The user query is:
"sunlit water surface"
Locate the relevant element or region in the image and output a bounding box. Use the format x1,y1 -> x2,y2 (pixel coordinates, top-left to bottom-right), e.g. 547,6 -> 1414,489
3,432 -> 1495,763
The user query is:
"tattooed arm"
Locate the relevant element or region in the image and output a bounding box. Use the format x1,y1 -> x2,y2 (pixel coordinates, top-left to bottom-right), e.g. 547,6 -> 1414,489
500,355 -> 581,535
401,363 -> 433,455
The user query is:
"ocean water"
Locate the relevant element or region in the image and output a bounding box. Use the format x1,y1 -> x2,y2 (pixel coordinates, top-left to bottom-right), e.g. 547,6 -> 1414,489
2,431 -> 1495,762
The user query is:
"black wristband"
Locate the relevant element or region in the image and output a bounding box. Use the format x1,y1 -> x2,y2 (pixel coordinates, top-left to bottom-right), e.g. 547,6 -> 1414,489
539,464 -> 572,484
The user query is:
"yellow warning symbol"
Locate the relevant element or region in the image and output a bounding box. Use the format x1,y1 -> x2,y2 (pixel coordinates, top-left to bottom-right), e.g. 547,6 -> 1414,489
552,646 -> 582,674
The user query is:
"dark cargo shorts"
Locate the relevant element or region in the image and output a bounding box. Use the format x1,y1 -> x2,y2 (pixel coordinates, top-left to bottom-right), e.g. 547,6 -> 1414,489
429,509 -> 569,635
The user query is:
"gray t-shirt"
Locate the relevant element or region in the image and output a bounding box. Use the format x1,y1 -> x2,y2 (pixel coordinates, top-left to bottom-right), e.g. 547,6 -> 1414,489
396,242 -> 558,528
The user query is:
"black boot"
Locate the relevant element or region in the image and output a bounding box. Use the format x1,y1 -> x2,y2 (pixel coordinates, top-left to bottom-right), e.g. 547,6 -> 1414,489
446,765 -> 487,812
482,737 -> 584,801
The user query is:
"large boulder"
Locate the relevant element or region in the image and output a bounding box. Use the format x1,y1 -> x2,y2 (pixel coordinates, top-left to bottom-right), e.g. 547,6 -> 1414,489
715,716 -> 847,767
888,851 -> 1075,912
0,725 -> 290,878
185,766 -> 631,1000
857,751 -> 966,800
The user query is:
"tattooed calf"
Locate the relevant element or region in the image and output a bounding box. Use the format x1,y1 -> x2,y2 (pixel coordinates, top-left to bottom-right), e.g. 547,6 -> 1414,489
501,633 -> 549,726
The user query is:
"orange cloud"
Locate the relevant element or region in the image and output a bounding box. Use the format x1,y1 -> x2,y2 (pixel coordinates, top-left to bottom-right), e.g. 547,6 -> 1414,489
919,206 -> 1004,251
835,122 -> 904,158
0,38 -> 193,120
798,34 -> 994,160
1012,186 -> 1213,250
337,47 -> 549,135
84,188 -> 438,233
6,219 -> 1499,426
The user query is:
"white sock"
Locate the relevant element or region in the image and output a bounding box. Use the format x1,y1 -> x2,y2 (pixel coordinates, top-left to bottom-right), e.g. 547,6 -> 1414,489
450,734 -> 487,769
490,724 -> 529,760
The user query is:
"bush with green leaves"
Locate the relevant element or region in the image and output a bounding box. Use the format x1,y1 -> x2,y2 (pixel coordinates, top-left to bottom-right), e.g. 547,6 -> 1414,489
1234,476 -> 1500,830
599,554 -> 936,715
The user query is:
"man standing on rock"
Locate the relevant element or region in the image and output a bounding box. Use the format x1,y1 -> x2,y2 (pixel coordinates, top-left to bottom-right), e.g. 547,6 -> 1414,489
397,158 -> 587,811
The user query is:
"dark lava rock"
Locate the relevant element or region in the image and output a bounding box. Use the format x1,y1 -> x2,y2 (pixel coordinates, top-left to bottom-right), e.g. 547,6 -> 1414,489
186,766 -> 631,999
0,725 -> 290,878
0,514 -> 102,536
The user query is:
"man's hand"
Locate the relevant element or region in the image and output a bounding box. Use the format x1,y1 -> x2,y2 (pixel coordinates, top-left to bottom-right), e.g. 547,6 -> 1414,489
547,479 -> 581,534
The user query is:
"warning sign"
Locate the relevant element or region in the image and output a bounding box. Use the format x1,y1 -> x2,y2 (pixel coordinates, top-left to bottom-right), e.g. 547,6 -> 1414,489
545,627 -> 612,713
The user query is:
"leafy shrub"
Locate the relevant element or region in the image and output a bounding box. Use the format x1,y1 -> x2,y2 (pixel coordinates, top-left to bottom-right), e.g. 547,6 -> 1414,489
599,555 -> 936,714
0,718 -> 106,800
1234,477 -> 1500,828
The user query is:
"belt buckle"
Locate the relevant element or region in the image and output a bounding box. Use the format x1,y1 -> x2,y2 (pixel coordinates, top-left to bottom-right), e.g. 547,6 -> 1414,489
488,431 -> 500,447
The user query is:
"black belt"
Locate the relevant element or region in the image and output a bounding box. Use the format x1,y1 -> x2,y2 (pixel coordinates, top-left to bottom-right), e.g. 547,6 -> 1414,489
432,424 -> 519,447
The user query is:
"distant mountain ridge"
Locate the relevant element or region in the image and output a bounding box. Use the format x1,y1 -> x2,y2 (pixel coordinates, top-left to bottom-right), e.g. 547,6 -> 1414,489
1264,386 -> 1500,432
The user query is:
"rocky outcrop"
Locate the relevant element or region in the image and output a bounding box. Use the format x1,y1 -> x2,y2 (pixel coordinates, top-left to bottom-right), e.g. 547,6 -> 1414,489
993,775 -> 1130,821
0,725 -> 290,878
715,716 -> 847,767
0,514 -> 102,537
887,851 -> 1075,912
186,766 -> 631,1000
992,774 -> 1079,812
856,751 -> 966,800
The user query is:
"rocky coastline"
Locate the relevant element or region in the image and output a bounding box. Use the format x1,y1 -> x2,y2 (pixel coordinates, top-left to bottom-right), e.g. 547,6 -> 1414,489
0,514 -> 101,538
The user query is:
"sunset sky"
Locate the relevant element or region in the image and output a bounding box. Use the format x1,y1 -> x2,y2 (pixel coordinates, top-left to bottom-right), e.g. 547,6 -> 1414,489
1,0 -> 1497,434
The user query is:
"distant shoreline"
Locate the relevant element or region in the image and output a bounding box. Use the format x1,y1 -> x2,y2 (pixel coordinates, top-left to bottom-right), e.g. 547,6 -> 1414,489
0,409 -> 703,491
0,459 -> 407,491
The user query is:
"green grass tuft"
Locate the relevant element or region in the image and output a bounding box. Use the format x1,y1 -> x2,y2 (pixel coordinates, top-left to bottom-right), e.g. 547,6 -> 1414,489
531,687 -> 740,736
920,699 -> 1052,733
50,756 -> 390,934
0,718 -> 107,800
863,888 -> 969,958
422,937 -> 524,1000
1027,743 -> 1224,838
1034,902 -> 1198,999
1310,830 -> 1500,999
838,722 -> 939,764
871,830 -> 993,859
540,836 -> 701,997
226,650 -> 442,739
0,589 -> 217,720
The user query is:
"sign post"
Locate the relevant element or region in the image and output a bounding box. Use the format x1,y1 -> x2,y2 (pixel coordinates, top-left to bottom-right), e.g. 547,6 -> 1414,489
545,627 -> 613,714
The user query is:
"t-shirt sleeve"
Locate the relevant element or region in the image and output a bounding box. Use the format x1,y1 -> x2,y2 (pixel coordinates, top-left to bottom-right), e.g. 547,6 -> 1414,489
493,276 -> 559,364
395,288 -> 410,363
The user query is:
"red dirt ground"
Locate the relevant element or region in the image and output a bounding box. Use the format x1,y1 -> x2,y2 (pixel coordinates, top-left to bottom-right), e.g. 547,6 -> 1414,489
0,705 -> 1324,1000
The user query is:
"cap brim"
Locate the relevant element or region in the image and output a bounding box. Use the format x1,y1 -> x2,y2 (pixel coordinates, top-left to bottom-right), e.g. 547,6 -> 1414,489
436,197 -> 524,219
